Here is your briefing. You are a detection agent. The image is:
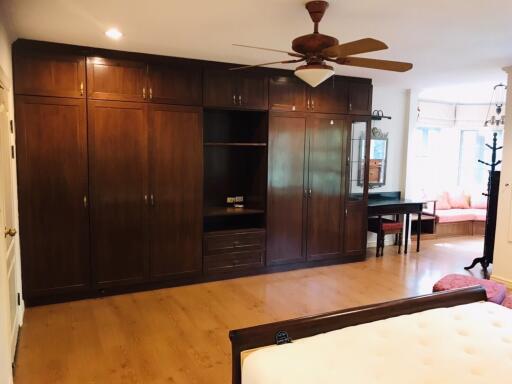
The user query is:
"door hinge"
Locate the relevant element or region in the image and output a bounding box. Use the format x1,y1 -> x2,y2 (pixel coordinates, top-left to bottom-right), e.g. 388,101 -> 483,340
11,145 -> 15,159
10,120 -> 14,133
17,292 -> 21,306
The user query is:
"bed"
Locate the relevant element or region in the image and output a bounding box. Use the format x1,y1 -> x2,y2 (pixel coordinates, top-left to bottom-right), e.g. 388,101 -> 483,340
229,286 -> 512,383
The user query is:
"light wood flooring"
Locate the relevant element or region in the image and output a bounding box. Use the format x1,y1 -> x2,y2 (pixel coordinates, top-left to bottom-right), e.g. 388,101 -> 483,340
14,236 -> 485,384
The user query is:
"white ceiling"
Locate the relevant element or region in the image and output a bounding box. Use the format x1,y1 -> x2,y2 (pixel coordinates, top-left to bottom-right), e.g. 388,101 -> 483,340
2,0 -> 511,89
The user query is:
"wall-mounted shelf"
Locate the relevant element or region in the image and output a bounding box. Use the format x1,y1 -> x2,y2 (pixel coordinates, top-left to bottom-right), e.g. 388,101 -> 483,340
204,207 -> 265,217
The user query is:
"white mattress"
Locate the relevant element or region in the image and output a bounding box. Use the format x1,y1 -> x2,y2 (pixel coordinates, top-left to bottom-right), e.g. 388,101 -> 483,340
242,302 -> 512,383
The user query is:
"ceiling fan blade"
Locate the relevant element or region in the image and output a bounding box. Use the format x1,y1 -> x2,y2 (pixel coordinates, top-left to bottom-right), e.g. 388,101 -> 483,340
322,38 -> 388,58
230,59 -> 305,71
233,44 -> 304,58
337,57 -> 412,72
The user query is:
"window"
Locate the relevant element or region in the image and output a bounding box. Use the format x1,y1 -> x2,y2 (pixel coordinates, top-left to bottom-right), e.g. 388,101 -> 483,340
415,127 -> 441,158
458,129 -> 503,190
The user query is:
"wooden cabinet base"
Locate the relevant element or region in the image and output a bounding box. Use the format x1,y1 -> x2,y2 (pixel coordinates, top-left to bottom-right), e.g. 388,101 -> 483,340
23,253 -> 366,307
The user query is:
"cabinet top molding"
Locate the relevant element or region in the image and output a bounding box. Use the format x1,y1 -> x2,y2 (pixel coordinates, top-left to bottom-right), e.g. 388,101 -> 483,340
12,39 -> 372,85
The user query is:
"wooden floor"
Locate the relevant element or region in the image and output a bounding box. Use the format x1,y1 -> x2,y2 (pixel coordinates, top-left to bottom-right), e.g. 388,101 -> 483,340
14,236 -> 486,384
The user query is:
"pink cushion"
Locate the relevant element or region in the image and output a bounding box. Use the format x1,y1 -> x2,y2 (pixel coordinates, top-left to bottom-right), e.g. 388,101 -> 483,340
436,192 -> 451,210
433,274 -> 507,304
436,209 -> 477,223
448,191 -> 470,209
502,294 -> 512,309
382,222 -> 403,231
471,193 -> 487,209
466,208 -> 487,222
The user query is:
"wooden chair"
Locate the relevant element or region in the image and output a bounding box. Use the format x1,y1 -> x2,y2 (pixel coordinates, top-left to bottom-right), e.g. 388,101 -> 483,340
368,215 -> 404,257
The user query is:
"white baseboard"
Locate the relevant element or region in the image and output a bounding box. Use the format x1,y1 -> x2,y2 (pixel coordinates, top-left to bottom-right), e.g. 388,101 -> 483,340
490,274 -> 512,289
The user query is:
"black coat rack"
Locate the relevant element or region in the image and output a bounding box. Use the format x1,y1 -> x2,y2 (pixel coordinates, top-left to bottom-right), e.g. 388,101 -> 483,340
465,132 -> 502,273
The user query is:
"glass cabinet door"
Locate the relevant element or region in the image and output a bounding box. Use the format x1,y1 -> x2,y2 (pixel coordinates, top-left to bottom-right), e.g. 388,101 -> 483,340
348,120 -> 369,200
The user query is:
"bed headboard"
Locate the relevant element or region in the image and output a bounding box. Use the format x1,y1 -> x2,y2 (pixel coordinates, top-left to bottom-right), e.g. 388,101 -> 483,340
229,286 -> 487,384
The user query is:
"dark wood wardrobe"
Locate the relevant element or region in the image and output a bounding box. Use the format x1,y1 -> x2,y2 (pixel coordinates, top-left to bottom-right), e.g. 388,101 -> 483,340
12,40 -> 371,305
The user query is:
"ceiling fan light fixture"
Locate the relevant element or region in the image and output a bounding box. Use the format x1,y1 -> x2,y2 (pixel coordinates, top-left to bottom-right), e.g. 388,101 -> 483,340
294,64 -> 334,87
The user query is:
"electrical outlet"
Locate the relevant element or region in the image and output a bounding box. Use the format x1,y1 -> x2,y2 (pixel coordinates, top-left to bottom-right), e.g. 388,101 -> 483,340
226,197 -> 235,204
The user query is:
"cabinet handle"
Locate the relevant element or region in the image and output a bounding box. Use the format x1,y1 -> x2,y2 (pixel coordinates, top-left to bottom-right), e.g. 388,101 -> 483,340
238,95 -> 242,105
233,95 -> 236,105
311,99 -> 315,110
4,228 -> 16,238
308,189 -> 312,197
150,194 -> 155,207
345,208 -> 348,216
80,82 -> 84,96
349,102 -> 352,111
149,87 -> 153,100
307,98 -> 310,110
143,87 -> 146,99
83,195 -> 88,208
144,194 -> 148,205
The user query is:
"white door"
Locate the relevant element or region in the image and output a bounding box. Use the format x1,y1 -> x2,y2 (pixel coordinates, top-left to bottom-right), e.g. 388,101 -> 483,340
0,69 -> 22,382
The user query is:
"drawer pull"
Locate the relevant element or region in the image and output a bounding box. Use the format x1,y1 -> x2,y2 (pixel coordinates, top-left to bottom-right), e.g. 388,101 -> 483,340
232,241 -> 240,247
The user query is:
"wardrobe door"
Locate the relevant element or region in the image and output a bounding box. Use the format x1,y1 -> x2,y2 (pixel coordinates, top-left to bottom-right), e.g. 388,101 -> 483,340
238,71 -> 268,110
148,104 -> 203,280
269,75 -> 307,112
306,115 -> 345,261
14,52 -> 85,98
88,100 -> 149,286
147,62 -> 202,105
87,57 -> 147,102
15,96 -> 90,298
267,113 -> 307,265
203,69 -> 238,108
308,77 -> 348,113
348,82 -> 372,115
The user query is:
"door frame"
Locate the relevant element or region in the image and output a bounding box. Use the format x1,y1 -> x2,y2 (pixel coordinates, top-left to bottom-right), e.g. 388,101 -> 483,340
0,63 -> 23,383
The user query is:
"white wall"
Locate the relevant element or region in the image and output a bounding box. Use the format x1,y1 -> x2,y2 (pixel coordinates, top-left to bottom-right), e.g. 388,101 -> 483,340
371,86 -> 409,193
367,87 -> 410,247
492,67 -> 512,288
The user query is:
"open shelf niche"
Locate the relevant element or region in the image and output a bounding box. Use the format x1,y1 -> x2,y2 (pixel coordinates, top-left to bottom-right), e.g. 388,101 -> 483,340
203,109 -> 268,232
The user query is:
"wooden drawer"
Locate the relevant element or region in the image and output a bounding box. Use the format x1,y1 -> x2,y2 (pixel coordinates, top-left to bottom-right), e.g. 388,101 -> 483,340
204,229 -> 265,255
205,250 -> 264,274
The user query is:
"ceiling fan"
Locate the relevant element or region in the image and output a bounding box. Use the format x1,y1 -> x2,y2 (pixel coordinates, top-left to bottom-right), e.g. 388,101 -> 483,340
232,0 -> 413,87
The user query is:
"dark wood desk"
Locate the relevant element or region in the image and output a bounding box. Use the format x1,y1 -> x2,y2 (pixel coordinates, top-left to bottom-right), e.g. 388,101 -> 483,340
368,199 -> 424,253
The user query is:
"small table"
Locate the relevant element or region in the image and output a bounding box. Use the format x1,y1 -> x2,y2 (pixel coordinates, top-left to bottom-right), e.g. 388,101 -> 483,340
368,199 -> 425,253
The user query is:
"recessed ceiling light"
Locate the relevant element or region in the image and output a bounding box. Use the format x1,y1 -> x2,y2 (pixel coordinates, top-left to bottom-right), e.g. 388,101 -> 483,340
105,28 -> 123,40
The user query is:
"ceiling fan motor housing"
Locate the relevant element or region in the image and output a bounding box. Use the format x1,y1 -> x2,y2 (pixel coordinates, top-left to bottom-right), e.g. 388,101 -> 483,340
292,33 -> 339,56
294,1 -> 337,57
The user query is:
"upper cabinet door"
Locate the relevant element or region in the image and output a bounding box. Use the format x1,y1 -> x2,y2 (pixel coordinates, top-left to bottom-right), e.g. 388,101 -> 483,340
15,96 -> 90,297
147,62 -> 202,105
87,57 -> 147,102
308,77 -> 348,114
88,100 -> 149,287
267,113 -> 307,266
14,52 -> 85,98
238,72 -> 268,110
203,69 -> 238,108
348,82 -> 372,115
203,69 -> 268,110
306,115 -> 345,261
269,75 -> 307,112
149,105 -> 203,280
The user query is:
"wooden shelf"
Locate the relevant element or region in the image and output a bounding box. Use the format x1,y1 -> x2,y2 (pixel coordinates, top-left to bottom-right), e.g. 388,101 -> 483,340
204,142 -> 267,147
204,207 -> 265,217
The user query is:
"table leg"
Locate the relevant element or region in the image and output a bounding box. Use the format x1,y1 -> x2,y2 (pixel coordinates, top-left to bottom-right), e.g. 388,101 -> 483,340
417,212 -> 422,252
377,215 -> 382,257
404,213 -> 410,254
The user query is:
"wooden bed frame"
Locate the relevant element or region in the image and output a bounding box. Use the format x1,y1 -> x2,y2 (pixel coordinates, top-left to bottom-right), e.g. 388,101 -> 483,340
229,286 -> 487,384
